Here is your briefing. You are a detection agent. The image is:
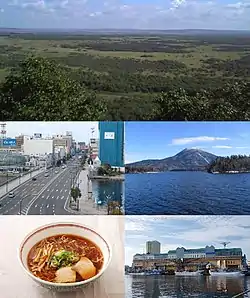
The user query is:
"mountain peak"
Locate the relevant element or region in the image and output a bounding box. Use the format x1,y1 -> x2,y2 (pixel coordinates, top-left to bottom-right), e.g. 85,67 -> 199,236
126,148 -> 218,171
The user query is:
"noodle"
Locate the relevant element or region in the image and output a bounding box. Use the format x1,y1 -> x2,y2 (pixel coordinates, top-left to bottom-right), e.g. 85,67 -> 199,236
27,234 -> 104,283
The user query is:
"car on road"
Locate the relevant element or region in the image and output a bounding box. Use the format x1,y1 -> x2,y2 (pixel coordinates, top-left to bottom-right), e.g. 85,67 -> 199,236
62,165 -> 66,169
32,177 -> 37,181
44,173 -> 49,177
8,192 -> 15,198
55,170 -> 58,174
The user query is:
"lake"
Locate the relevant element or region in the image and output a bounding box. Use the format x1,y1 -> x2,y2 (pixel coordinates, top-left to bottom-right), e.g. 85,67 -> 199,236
92,179 -> 124,206
125,275 -> 250,298
125,172 -> 250,215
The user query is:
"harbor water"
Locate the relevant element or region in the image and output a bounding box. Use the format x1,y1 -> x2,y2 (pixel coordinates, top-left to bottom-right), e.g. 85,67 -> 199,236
125,275 -> 250,298
92,179 -> 124,206
125,172 -> 250,215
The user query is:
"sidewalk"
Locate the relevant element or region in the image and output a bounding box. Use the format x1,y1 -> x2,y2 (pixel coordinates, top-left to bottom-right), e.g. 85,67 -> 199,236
76,169 -> 107,215
0,168 -> 45,198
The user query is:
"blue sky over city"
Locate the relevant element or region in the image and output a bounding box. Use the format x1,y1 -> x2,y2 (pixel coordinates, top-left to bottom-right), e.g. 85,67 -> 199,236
0,0 -> 250,29
5,121 -> 98,142
125,216 -> 250,265
125,122 -> 250,163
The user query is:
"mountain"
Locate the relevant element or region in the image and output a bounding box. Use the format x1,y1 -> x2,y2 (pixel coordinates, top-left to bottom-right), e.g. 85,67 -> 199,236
126,149 -> 218,172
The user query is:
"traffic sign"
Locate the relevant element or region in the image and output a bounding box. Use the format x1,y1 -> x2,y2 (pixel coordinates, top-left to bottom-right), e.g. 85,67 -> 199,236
2,138 -> 16,146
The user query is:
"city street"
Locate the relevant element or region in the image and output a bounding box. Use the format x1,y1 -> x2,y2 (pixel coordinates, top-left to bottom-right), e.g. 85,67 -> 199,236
0,161 -> 80,215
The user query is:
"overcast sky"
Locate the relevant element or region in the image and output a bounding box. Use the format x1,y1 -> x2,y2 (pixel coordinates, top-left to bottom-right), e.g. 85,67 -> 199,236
125,215 -> 250,266
4,121 -> 98,142
0,0 -> 250,29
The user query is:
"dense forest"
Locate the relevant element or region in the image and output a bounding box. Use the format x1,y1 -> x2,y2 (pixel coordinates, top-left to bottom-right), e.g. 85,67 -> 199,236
0,33 -> 250,120
208,155 -> 250,174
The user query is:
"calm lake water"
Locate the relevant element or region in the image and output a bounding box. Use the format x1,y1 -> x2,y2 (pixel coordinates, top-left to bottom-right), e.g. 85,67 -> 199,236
125,172 -> 250,215
92,180 -> 124,206
125,275 -> 250,298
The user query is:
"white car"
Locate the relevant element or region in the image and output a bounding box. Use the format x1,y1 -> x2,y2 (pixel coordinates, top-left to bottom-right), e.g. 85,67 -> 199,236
55,170 -> 58,174
8,192 -> 15,198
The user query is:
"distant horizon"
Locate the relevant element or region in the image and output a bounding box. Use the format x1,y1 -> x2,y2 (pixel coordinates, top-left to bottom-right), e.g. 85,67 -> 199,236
1,27 -> 250,33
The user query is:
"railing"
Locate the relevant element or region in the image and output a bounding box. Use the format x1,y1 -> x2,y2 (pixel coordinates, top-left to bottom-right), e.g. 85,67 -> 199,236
232,289 -> 250,298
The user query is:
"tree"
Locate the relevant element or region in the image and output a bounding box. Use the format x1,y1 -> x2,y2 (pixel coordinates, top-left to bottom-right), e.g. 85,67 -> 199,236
107,201 -> 123,215
70,186 -> 81,202
0,56 -> 107,120
152,82 -> 250,121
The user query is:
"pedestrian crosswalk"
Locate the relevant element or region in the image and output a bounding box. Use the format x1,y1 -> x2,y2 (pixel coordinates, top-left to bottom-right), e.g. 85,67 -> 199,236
20,205 -> 29,215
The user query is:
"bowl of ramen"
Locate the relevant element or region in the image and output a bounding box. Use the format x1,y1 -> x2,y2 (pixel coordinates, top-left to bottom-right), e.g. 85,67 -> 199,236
18,222 -> 112,291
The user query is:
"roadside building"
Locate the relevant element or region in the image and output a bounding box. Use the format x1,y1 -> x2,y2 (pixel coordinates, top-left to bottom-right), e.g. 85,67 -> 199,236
98,121 -> 124,172
0,151 -> 27,172
15,135 -> 25,150
23,136 -> 54,156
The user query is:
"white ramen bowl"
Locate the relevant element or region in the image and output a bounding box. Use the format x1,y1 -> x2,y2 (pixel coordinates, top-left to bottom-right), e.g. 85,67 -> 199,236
18,222 -> 112,292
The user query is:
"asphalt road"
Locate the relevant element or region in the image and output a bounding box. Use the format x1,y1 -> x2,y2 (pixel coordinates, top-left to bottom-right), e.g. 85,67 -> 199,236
0,161 -> 80,215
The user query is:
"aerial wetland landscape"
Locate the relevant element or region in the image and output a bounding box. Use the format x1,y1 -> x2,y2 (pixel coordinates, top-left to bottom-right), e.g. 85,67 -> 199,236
0,30 -> 250,120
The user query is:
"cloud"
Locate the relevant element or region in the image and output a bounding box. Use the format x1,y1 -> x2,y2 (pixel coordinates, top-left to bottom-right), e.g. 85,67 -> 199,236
4,0 -> 250,29
171,136 -> 230,145
212,145 -> 232,149
125,216 -> 250,265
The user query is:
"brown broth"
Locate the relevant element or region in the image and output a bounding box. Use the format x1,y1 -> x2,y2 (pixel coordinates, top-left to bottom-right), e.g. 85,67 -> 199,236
27,234 -> 104,283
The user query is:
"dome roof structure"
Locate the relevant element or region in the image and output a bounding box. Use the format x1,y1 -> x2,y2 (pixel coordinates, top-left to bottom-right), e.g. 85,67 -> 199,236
0,151 -> 27,166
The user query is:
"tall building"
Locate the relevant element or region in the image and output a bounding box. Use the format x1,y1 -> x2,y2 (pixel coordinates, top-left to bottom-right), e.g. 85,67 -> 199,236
89,138 -> 99,159
15,135 -> 25,150
98,121 -> 124,170
146,241 -> 161,254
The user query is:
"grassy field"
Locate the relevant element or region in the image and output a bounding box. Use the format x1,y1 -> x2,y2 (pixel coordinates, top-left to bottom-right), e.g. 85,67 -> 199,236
1,33 -> 250,115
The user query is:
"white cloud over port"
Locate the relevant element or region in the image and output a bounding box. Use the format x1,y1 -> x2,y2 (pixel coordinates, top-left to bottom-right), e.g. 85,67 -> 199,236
171,136 -> 230,145
125,216 -> 250,265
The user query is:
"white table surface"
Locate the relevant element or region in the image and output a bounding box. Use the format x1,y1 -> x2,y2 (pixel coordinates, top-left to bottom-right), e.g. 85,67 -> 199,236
0,215 -> 125,298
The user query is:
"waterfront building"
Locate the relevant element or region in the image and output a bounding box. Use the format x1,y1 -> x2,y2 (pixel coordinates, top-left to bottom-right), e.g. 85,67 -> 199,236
146,241 -> 161,254
98,122 -> 124,171
132,246 -> 244,271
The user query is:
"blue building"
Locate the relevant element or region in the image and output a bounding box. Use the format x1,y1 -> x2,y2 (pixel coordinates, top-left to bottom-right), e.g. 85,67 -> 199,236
98,122 -> 124,169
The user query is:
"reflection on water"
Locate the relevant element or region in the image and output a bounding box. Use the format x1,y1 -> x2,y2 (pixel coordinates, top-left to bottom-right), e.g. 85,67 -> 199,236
125,275 -> 250,298
92,180 -> 124,206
